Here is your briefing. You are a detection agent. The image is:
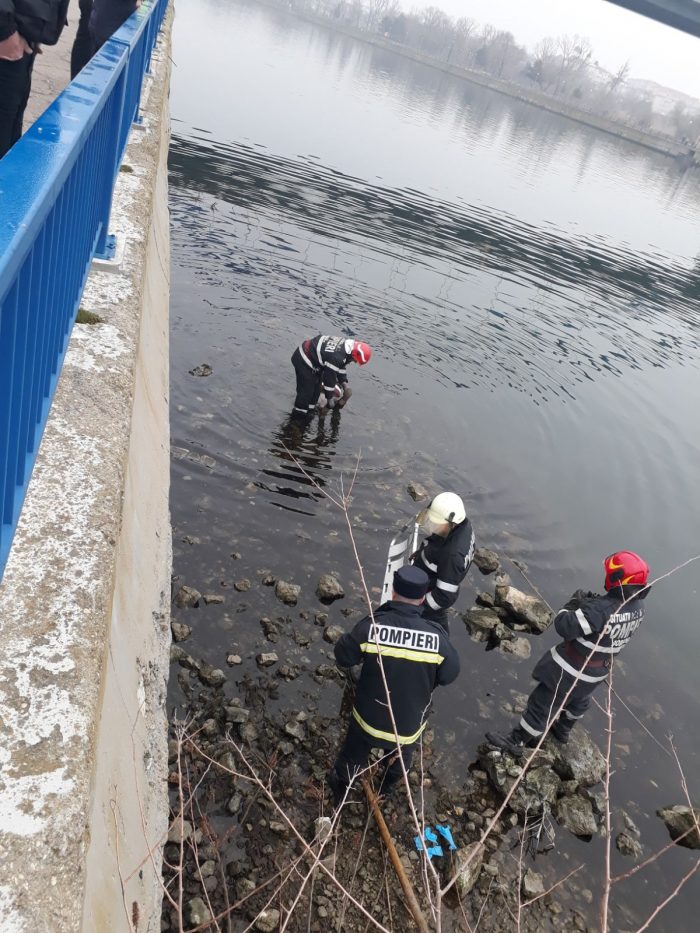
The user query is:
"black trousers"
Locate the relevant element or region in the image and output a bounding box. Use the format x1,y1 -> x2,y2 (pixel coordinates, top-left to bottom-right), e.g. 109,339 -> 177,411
332,718 -> 414,794
291,348 -> 321,417
422,605 -> 449,635
0,52 -> 35,159
71,0 -> 95,79
520,653 -> 601,742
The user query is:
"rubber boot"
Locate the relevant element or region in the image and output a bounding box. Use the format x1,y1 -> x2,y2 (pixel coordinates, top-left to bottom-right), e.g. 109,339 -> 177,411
485,726 -> 534,757
550,721 -> 572,745
327,769 -> 345,809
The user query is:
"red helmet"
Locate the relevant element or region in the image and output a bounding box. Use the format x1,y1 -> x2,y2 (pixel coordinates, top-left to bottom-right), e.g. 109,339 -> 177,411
351,341 -> 372,365
603,551 -> 650,590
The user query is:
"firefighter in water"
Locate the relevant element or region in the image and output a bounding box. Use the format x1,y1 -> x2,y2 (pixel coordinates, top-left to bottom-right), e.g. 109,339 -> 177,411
486,550 -> 651,755
328,565 -> 460,806
411,492 -> 475,634
290,335 -> 372,420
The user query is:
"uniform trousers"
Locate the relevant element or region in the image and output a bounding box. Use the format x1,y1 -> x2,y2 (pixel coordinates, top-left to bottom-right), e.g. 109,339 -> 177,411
332,718 -> 414,794
0,52 -> 35,159
291,348 -> 321,416
520,652 -> 604,742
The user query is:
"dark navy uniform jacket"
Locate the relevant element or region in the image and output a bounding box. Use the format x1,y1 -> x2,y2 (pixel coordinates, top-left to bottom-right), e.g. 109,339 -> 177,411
297,335 -> 351,400
542,591 -> 645,686
413,519 -> 475,622
0,0 -> 68,43
335,601 -> 460,747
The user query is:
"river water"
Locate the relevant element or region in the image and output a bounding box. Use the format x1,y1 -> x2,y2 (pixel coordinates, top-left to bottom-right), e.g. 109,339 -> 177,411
168,0 -> 700,927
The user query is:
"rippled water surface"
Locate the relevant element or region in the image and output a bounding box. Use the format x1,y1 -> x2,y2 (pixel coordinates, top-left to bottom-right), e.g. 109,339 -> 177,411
169,0 -> 700,925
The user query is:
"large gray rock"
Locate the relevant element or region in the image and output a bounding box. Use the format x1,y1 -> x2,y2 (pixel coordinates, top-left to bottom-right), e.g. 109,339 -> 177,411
494,586 -> 552,633
522,868 -> 545,900
452,842 -> 484,896
284,720 -> 306,741
323,625 -> 344,644
511,766 -> 561,815
275,580 -> 300,605
313,816 -> 333,846
407,481 -> 429,501
256,652 -> 279,668
167,819 -> 193,844
473,547 -> 500,574
174,585 -> 201,608
171,621 -> 192,642
550,728 -> 606,787
254,908 -> 280,932
316,574 -> 344,602
554,796 -> 598,837
225,706 -> 250,724
657,805 -> 700,849
499,636 -> 531,660
462,608 -> 501,634
197,663 -> 226,687
616,832 -> 643,859
187,897 -> 212,926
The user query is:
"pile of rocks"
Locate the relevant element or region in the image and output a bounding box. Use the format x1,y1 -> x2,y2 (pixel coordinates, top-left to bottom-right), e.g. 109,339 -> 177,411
478,727 -> 607,839
462,571 -> 552,660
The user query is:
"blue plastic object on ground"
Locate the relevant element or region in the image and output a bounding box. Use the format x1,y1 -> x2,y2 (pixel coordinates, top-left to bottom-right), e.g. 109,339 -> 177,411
414,824 -> 457,859
436,824 -> 457,851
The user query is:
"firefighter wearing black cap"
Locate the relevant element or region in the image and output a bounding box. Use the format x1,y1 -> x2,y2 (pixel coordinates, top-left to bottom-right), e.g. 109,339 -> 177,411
486,550 -> 651,755
328,565 -> 460,805
412,491 -> 475,634
291,335 -> 372,419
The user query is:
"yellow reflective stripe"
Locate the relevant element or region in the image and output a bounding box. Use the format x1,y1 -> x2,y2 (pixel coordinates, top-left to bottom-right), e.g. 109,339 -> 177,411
352,708 -> 426,745
360,643 -> 444,665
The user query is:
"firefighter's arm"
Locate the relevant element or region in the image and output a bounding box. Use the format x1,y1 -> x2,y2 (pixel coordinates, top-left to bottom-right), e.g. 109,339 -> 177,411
425,550 -> 465,613
436,642 -> 460,686
321,365 -> 340,401
333,618 -> 367,668
553,603 -> 601,640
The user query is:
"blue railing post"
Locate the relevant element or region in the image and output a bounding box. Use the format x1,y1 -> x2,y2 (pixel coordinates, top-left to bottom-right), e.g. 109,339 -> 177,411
94,40 -> 130,260
0,0 -> 169,579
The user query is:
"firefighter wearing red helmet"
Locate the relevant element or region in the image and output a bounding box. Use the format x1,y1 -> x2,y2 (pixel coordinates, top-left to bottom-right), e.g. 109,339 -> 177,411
290,335 -> 372,419
487,551 -> 650,755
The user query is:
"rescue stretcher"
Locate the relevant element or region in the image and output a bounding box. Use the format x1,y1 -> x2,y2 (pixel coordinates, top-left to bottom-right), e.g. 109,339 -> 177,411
380,520 -> 420,604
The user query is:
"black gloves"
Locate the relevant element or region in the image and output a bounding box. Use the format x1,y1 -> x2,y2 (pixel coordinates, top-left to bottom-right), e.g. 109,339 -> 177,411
563,589 -> 598,610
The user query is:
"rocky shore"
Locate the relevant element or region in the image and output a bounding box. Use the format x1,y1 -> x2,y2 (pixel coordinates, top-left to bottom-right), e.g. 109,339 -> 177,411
163,528 -> 697,930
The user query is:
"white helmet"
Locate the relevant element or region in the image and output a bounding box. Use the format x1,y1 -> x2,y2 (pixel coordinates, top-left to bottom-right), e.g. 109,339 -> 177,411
426,492 -> 466,525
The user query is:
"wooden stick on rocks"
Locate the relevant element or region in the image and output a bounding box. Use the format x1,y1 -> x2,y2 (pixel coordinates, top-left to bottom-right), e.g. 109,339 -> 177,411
361,777 -> 430,933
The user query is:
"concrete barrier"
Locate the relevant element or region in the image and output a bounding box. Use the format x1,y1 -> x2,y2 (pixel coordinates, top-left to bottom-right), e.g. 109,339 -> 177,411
0,11 -> 172,933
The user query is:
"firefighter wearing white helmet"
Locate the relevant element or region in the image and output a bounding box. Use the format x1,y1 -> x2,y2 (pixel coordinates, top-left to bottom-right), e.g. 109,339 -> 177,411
411,492 -> 475,634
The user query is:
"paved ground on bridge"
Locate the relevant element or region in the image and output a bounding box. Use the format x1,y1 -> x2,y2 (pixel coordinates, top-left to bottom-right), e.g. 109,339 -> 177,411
24,16 -> 77,128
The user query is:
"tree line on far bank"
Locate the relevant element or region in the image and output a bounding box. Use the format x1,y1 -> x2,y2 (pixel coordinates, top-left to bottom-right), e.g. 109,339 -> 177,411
267,0 -> 699,145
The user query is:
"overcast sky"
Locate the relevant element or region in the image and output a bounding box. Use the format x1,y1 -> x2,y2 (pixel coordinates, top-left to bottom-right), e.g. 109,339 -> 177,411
403,0 -> 700,97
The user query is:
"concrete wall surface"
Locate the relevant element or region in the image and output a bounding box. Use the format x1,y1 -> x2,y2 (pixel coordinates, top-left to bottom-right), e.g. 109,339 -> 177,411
0,11 -> 173,933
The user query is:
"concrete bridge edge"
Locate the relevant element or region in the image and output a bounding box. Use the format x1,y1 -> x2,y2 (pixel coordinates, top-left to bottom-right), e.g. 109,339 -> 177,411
0,10 -> 173,932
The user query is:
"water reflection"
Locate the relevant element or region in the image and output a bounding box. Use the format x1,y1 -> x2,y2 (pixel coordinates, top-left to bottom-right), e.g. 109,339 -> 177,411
259,409 -> 344,512
168,4 -> 700,928
170,135 -> 700,406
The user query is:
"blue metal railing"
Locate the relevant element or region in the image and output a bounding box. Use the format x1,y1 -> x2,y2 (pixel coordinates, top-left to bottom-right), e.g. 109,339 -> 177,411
0,0 -> 169,580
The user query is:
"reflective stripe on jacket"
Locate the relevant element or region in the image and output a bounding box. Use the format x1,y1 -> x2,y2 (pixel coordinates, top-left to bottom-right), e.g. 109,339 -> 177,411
334,600 -> 460,747
545,592 -> 645,684
414,518 -> 475,619
297,335 -> 351,399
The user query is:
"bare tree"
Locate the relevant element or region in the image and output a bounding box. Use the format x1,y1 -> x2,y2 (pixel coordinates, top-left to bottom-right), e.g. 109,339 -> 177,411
365,0 -> 392,30
608,60 -> 630,93
554,33 -> 593,96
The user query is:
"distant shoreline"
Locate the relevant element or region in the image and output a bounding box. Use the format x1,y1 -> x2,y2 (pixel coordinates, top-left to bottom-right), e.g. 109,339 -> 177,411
252,0 -> 697,163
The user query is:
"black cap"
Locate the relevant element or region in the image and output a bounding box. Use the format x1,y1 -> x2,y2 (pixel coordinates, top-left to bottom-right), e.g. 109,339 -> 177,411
393,565 -> 430,600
